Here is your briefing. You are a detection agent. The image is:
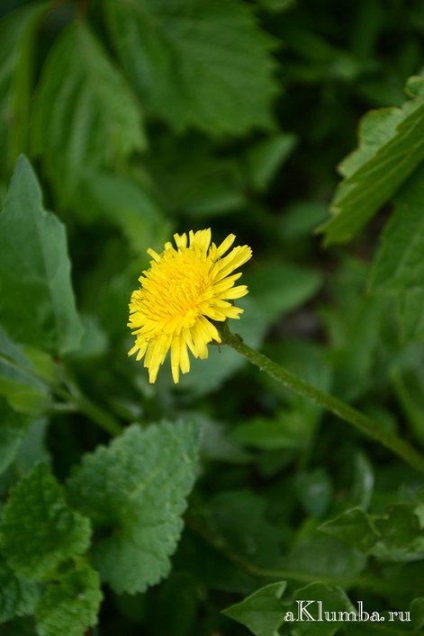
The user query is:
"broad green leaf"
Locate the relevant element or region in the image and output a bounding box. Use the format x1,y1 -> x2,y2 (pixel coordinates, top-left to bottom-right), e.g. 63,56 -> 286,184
35,564 -> 102,636
0,3 -> 47,174
0,557 -> 39,623
288,583 -> 356,636
104,0 -> 278,136
0,156 -> 83,355
370,164 -> 424,340
32,21 -> 145,206
0,463 -> 91,580
319,91 -> 424,244
223,581 -> 286,636
67,421 -> 200,594
320,507 -> 380,553
0,396 -> 28,474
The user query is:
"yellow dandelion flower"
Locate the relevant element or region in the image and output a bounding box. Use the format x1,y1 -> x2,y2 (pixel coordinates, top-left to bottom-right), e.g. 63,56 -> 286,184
128,228 -> 252,383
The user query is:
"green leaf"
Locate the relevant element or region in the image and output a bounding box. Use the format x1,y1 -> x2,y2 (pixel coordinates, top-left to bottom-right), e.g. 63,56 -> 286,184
148,135 -> 246,217
79,170 -> 170,255
0,326 -> 50,416
243,133 -> 297,192
223,581 -> 286,636
231,408 -> 315,451
206,490 -> 283,569
295,468 -> 333,519
0,396 -> 28,475
0,3 -> 47,175
284,532 -> 366,579
410,597 -> 424,630
67,421 -> 200,594
372,504 -> 424,560
35,564 -> 102,636
288,583 -> 356,636
0,557 -> 39,623
321,258 -> 384,402
247,262 -> 323,323
320,507 -> 380,553
0,463 -> 91,580
370,164 -> 424,340
147,572 -> 199,636
32,21 -> 145,206
104,0 -> 277,136
0,156 -> 83,355
319,94 -> 424,244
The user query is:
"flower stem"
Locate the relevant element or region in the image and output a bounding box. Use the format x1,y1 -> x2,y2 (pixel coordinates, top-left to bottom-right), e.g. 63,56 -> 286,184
220,327 -> 424,474
55,383 -> 123,437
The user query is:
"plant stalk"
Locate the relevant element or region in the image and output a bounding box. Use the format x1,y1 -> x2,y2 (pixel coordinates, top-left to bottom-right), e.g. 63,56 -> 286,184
220,326 -> 424,474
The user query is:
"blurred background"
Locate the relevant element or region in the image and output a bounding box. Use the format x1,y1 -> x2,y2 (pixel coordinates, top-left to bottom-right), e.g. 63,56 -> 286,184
2,0 -> 424,634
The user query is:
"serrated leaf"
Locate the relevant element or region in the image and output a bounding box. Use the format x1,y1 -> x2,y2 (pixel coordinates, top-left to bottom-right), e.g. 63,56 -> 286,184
0,557 -> 39,623
35,564 -> 102,636
370,164 -> 424,340
319,94 -> 424,244
104,0 -> 278,136
32,21 -> 145,206
0,156 -> 83,355
67,421 -> 200,594
223,581 -> 286,636
320,507 -> 380,553
0,3 -> 47,174
0,463 -> 91,580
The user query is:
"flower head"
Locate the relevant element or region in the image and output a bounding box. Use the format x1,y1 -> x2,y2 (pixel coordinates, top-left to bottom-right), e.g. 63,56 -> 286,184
128,228 -> 252,383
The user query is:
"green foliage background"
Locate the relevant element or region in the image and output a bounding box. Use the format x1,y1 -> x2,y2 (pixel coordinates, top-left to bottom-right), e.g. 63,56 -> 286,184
2,0 -> 424,634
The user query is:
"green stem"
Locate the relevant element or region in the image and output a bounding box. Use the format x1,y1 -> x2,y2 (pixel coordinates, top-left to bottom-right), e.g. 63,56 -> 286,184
220,326 -> 424,474
55,385 -> 123,437
72,392 -> 123,437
